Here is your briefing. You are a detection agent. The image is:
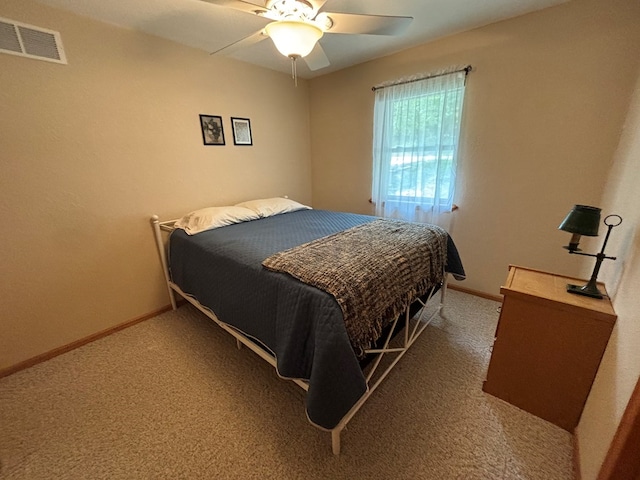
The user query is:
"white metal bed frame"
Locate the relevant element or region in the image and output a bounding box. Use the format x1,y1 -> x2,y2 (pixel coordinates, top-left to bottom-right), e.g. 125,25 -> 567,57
150,215 -> 448,455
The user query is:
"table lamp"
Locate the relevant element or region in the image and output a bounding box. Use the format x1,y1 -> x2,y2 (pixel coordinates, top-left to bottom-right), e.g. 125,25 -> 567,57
558,204 -> 622,299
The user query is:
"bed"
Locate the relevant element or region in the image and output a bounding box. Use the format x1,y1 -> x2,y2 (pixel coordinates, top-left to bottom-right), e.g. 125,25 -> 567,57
150,198 -> 465,454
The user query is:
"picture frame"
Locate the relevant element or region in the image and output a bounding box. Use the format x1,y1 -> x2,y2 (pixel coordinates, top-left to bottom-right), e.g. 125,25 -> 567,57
199,114 -> 225,146
231,117 -> 253,146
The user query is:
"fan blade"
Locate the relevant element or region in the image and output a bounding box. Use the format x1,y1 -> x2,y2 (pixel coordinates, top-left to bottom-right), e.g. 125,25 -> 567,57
210,29 -> 268,55
201,0 -> 269,15
304,43 -> 330,71
323,12 -> 412,35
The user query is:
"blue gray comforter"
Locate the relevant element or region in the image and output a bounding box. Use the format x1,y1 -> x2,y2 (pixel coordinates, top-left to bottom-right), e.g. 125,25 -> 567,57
168,209 -> 465,429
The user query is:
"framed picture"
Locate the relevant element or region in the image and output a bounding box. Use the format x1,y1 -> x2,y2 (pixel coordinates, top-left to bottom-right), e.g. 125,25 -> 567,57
231,117 -> 252,146
199,114 -> 225,146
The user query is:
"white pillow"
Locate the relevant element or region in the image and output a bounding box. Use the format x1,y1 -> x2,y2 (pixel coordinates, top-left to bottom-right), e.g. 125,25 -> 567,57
235,197 -> 312,218
175,206 -> 260,235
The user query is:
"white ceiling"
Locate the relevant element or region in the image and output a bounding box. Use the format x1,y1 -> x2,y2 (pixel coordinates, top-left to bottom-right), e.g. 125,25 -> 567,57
36,0 -> 569,79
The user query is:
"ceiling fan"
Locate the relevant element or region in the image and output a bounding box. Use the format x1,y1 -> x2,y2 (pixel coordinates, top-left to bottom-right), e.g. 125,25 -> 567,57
204,0 -> 413,80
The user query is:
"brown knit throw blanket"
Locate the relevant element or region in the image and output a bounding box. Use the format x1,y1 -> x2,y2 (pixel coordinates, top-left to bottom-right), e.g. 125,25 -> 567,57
262,219 -> 448,356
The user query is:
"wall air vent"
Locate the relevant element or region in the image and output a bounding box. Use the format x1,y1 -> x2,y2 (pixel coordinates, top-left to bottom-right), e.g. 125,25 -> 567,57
0,17 -> 67,64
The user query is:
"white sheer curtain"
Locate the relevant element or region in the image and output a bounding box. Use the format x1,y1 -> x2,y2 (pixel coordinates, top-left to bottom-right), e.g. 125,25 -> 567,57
371,69 -> 467,228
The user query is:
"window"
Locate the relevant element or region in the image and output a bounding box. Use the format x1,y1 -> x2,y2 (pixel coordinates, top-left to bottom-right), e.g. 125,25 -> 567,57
371,69 -> 467,224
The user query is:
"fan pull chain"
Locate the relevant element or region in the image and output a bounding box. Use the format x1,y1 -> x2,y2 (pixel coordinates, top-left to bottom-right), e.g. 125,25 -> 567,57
290,55 -> 298,87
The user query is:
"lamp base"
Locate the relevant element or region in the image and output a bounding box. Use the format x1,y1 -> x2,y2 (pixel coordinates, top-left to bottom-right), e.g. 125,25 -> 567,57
566,283 -> 604,299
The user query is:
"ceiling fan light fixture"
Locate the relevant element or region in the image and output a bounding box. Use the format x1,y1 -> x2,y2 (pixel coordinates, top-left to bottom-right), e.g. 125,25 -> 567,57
265,20 -> 323,58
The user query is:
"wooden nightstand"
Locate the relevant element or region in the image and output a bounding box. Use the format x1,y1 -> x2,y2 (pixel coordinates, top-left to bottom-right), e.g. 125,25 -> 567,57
483,265 -> 617,431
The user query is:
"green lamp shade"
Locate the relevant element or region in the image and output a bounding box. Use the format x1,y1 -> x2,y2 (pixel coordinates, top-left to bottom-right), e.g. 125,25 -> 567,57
558,205 -> 601,236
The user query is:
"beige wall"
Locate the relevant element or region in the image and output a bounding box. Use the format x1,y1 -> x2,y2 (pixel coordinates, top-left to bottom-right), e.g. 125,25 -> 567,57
576,72 -> 640,480
0,0 -> 313,369
309,0 -> 640,297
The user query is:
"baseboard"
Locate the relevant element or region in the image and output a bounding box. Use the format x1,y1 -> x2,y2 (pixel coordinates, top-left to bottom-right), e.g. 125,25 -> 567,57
448,283 -> 503,303
0,303 -> 176,379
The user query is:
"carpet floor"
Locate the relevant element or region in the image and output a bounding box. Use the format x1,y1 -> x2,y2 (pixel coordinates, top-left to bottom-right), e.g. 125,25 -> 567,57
0,290 -> 574,479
